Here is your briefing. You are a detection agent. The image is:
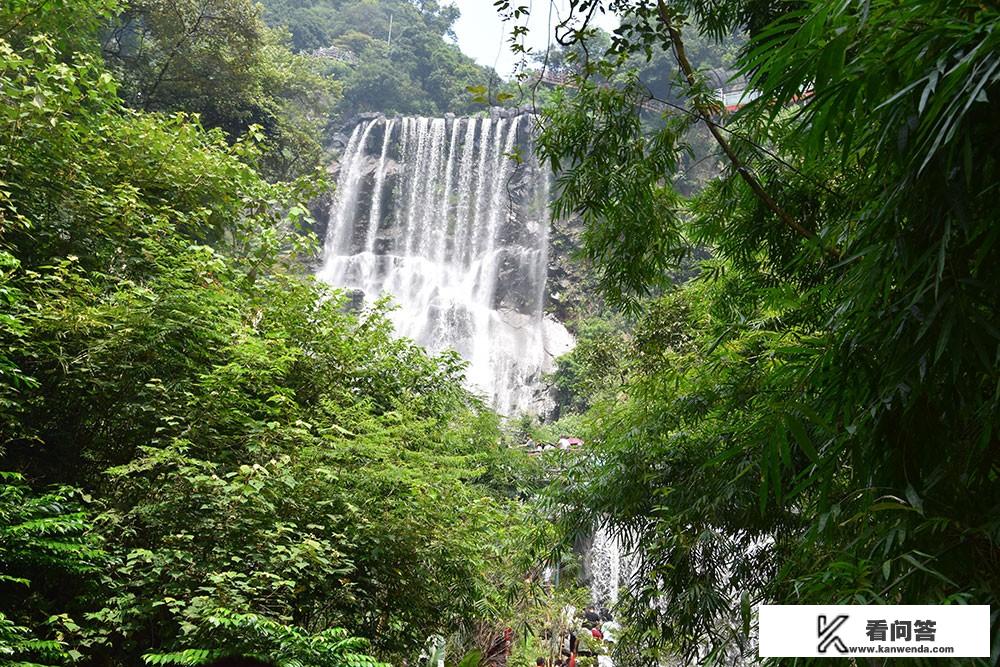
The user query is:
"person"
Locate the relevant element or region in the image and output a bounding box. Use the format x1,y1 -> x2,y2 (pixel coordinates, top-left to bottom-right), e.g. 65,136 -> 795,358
584,606 -> 600,624
591,625 -> 603,641
601,619 -> 620,644
536,658 -> 546,667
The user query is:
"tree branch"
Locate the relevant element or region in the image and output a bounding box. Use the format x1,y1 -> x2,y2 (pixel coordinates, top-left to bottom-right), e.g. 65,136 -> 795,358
656,0 -> 839,258
1,0 -> 52,39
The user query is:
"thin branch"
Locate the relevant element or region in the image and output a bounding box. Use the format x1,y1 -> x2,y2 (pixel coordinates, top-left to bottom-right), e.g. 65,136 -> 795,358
142,7 -> 210,111
656,0 -> 840,258
0,0 -> 52,39
646,93 -> 846,201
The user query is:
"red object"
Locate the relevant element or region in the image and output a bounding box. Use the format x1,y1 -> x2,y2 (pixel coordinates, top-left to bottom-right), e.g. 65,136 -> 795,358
591,628 -> 603,640
568,653 -> 576,667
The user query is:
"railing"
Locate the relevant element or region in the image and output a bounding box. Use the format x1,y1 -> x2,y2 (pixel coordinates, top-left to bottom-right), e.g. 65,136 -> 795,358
719,87 -> 760,111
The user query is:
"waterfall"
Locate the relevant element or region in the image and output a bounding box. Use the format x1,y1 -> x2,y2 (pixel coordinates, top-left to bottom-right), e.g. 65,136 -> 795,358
588,521 -> 642,611
590,523 -> 622,607
317,113 -> 573,415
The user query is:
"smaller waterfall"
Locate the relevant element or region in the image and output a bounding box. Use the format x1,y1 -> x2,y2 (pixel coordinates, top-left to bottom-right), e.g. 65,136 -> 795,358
317,113 -> 573,415
588,521 -> 641,610
590,523 -> 622,606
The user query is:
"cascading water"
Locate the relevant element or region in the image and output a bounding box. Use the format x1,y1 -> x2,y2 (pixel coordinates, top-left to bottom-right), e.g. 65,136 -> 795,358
317,112 -> 573,415
589,523 -> 622,607
588,519 -> 643,611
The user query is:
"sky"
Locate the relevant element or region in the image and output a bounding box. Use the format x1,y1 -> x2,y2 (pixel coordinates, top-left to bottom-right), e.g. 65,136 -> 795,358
448,0 -> 618,76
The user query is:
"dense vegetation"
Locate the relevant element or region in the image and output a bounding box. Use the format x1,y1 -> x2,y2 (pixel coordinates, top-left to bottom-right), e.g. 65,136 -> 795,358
528,0 -> 1000,663
257,0 -> 493,118
0,1 -> 546,665
4,0 -> 1000,664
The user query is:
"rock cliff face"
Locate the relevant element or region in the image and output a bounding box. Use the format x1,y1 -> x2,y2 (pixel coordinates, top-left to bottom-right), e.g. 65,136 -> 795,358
314,111 -> 575,417
544,215 -> 607,325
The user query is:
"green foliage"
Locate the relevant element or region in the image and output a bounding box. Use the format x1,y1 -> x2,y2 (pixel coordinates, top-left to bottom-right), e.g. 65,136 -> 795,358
140,610 -> 386,667
1,8 -> 546,667
548,317 -> 627,414
105,0 -> 265,116
506,584 -> 592,667
0,472 -> 101,584
536,75 -> 691,312
257,0 -> 494,117
0,611 -> 71,667
530,0 -> 1000,663
0,0 -> 119,53
0,251 -> 36,424
0,472 -> 103,666
453,648 -> 482,667
102,0 -> 340,179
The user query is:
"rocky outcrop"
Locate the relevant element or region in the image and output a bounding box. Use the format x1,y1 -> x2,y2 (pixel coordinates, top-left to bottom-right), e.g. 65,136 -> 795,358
544,215 -> 606,325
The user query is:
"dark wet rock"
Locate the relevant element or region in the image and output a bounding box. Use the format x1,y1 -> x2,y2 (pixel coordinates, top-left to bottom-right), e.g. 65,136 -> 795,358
343,111 -> 384,130
328,132 -> 351,152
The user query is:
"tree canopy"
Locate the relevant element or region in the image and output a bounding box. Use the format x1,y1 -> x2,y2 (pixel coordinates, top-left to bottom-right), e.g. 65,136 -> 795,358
525,0 -> 1000,662
0,2 -> 547,665
257,0 -> 494,118
3,0 -> 1000,664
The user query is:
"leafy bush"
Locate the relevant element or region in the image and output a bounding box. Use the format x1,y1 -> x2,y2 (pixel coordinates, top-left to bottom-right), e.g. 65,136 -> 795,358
0,11 -> 542,665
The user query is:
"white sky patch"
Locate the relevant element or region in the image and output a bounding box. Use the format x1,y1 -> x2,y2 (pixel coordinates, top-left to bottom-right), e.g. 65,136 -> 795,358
448,0 -> 618,76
